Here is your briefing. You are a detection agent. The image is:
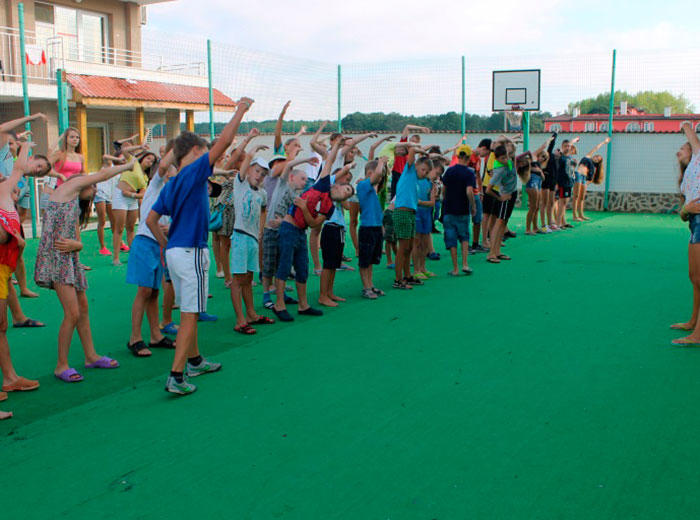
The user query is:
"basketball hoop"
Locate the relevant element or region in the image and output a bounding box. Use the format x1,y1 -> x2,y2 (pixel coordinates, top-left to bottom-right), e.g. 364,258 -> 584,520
505,108 -> 523,131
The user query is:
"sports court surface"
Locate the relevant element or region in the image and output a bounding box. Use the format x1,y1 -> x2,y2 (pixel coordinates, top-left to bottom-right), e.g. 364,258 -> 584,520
1,211 -> 697,519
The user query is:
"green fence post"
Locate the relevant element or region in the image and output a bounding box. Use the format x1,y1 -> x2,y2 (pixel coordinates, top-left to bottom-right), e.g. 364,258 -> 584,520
604,49 -> 616,211
337,65 -> 342,133
522,111 -> 530,205
461,56 -> 466,134
18,3 -> 38,238
207,40 -> 215,140
56,69 -> 68,134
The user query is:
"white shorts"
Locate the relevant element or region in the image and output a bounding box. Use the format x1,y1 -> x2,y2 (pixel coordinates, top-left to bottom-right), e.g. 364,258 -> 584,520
112,186 -> 139,211
165,247 -> 209,314
231,231 -> 259,274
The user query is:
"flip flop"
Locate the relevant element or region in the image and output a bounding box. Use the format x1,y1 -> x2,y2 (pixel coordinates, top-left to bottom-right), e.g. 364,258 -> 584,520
249,316 -> 275,325
462,267 -> 474,275
85,356 -> 120,369
13,318 -> 45,328
447,271 -> 460,277
0,391 -> 6,402
2,376 -> 39,392
150,337 -> 175,349
127,340 -> 152,357
234,324 -> 257,335
55,368 -> 84,383
497,254 -> 511,261
487,257 -> 501,264
671,338 -> 700,347
670,323 -> 694,331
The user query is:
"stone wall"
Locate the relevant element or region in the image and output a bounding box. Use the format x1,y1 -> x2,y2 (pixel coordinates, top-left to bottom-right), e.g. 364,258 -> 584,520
515,191 -> 681,213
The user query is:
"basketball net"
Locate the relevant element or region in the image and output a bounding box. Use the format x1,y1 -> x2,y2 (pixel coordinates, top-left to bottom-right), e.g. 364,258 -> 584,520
505,107 -> 523,131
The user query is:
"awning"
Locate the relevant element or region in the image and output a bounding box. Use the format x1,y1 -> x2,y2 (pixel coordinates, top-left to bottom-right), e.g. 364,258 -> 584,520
67,74 -> 237,112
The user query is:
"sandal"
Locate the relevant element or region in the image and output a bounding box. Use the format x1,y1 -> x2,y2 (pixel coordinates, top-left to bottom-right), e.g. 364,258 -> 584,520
150,337 -> 175,349
127,340 -> 152,357
487,257 -> 501,264
273,308 -> 294,322
462,267 -> 474,275
234,324 -> 257,335
85,356 -> 120,369
371,287 -> 386,297
670,323 -> 694,331
2,376 -> 39,392
405,276 -> 424,286
249,316 -> 275,325
497,254 -> 511,261
13,318 -> 45,328
55,368 -> 84,383
362,288 -> 378,299
392,279 -> 412,290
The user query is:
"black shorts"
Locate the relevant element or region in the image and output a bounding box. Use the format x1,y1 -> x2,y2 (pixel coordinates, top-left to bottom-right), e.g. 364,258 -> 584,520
558,186 -> 572,199
542,174 -> 556,191
482,192 -> 498,215
358,226 -> 383,268
495,191 -> 517,221
321,224 -> 344,270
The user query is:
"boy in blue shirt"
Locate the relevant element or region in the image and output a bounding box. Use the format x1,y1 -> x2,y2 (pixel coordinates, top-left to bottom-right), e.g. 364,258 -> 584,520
147,96 -> 254,395
393,146 -> 433,290
357,156 -> 389,299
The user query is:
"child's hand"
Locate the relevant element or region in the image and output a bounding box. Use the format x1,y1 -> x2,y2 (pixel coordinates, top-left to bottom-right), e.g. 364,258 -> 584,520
603,137 -> 611,144
572,137 -> 580,143
500,194 -> 512,202
293,197 -> 305,208
247,128 -> 260,139
299,125 -> 308,134
55,237 -> 81,253
252,144 -> 268,154
9,229 -> 25,249
239,97 -> 255,110
32,113 -> 49,123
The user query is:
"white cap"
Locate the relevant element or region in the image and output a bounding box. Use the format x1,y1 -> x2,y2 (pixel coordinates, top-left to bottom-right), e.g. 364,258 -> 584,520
251,157 -> 269,170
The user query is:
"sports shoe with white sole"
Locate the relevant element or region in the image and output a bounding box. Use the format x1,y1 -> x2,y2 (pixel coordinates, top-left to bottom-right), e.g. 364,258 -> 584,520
186,358 -> 222,378
165,376 -> 197,395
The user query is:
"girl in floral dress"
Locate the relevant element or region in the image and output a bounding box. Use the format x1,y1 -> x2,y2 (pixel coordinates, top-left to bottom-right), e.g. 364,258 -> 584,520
35,159 -> 134,382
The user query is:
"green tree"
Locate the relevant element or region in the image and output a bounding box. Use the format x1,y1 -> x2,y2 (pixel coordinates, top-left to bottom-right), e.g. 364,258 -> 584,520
569,90 -> 695,115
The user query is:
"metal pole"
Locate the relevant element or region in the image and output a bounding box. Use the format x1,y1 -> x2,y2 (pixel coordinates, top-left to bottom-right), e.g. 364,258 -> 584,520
461,56 -> 466,134
18,3 -> 38,238
207,39 -> 215,139
604,49 -> 616,211
56,69 -> 68,134
337,65 -> 342,133
522,111 -> 531,204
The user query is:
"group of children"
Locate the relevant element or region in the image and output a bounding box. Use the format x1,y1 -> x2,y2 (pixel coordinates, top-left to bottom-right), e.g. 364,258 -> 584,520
0,101 -> 614,417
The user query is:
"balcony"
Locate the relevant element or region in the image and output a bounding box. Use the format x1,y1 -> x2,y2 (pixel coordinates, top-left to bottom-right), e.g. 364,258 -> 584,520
0,25 -> 207,101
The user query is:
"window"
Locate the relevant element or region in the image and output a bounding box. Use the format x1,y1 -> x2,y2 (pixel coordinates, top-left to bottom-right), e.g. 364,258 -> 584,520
643,122 -> 654,132
584,122 -> 596,132
34,3 -> 109,63
35,2 -> 55,24
599,123 -> 608,132
625,122 -> 641,132
550,124 -> 562,132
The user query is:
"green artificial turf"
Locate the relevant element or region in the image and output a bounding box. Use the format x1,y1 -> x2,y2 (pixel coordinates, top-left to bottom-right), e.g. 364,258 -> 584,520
1,211 -> 698,519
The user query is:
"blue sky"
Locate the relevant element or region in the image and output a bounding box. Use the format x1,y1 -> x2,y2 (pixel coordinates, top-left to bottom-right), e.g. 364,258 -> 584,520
144,0 -> 699,120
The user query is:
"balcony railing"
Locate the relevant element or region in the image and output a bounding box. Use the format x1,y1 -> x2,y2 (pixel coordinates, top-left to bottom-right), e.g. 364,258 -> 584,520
0,25 -> 205,85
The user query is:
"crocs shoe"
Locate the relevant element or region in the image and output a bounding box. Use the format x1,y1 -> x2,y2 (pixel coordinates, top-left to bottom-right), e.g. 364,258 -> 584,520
120,243 -> 130,252
165,376 -> 197,395
198,312 -> 218,322
186,358 -> 222,378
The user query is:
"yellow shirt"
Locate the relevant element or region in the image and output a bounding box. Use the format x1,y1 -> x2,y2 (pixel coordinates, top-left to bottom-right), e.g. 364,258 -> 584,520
119,160 -> 148,191
482,152 -> 496,188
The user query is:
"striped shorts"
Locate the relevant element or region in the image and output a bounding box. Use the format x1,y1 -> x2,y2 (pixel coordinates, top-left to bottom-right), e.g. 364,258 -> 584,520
165,247 -> 209,314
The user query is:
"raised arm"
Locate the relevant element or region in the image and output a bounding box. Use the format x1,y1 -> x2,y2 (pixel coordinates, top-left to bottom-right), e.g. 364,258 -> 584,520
547,132 -> 558,155
682,121 -> 700,154
238,152 -> 253,182
334,163 -> 355,185
281,156 -> 319,182
369,156 -> 389,185
368,136 -> 394,161
293,125 -> 307,140
401,124 -> 430,139
224,129 -> 256,170
533,134 -> 555,157
115,133 -> 139,145
274,101 -> 291,152
0,113 -> 47,135
209,97 -> 254,166
319,139 -> 345,179
342,132 -> 378,153
585,136 -> 611,158
310,121 -> 329,160
63,159 -> 135,196
1,142 -> 33,192
157,149 -> 176,178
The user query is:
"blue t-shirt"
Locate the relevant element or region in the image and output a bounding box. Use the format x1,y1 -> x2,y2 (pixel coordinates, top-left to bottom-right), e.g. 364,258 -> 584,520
417,178 -> 432,202
152,153 -> 213,250
357,178 -> 382,227
394,163 -> 419,210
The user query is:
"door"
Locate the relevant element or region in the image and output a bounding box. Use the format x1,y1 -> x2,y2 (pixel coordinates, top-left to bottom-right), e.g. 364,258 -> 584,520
86,126 -> 106,173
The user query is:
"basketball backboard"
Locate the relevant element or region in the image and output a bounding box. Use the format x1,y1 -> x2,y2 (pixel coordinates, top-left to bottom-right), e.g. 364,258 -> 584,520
492,69 -> 541,112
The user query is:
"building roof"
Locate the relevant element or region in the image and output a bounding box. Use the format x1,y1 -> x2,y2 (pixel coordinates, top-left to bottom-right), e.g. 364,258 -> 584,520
67,74 -> 237,111
545,113 -> 700,122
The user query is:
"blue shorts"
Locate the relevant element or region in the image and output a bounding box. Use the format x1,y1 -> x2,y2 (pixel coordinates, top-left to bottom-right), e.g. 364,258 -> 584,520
443,214 -> 470,249
125,235 -> 163,289
526,174 -> 543,190
231,231 -> 260,274
472,194 -> 483,225
276,221 -> 309,284
574,173 -> 587,185
690,215 -> 700,244
416,207 -> 432,235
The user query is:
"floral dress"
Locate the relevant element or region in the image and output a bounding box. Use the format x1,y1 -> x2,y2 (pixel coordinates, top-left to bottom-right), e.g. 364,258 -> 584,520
216,178 -> 236,237
34,199 -> 87,291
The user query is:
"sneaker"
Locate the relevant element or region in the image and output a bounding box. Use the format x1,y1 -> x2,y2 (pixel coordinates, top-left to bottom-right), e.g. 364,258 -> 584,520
198,312 -> 218,322
361,288 -> 378,299
386,263 -> 395,269
120,244 -> 130,252
338,263 -> 355,271
165,375 -> 197,395
469,247 -> 477,255
473,244 -> 489,253
427,252 -> 440,261
263,294 -> 274,310
543,227 -> 552,234
98,247 -> 111,256
216,271 -> 224,278
186,358 -> 222,378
